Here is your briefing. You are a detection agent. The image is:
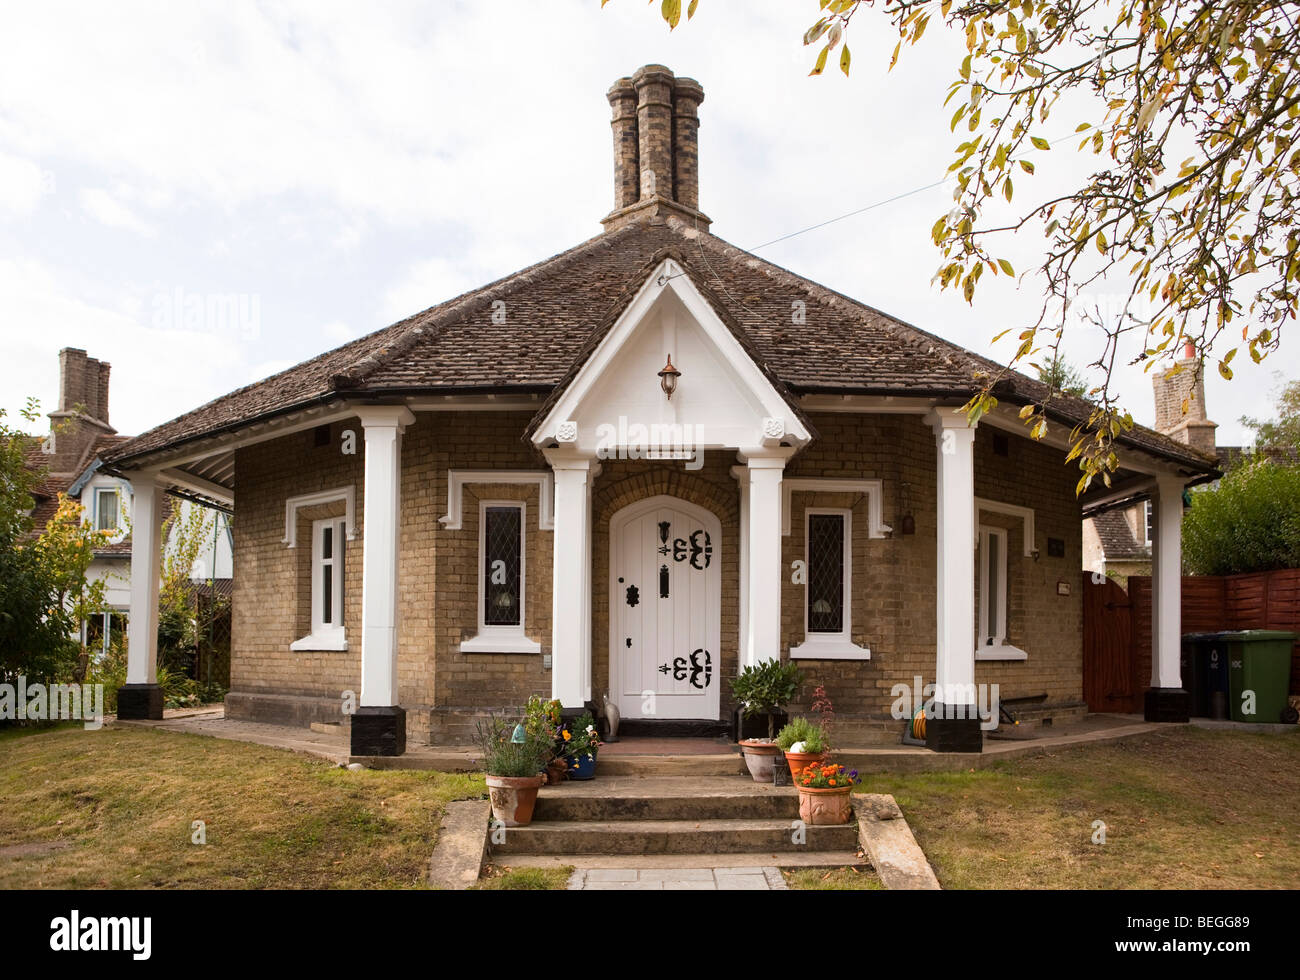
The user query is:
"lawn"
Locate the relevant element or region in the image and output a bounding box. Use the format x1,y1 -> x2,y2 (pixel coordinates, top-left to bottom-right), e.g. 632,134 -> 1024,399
0,724 -> 483,889
861,727 -> 1300,889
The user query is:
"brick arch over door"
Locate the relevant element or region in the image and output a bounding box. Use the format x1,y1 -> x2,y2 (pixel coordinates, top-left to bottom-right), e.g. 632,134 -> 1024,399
590,459 -> 741,713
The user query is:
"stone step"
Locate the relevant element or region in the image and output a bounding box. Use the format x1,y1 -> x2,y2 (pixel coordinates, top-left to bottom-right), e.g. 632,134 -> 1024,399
491,817 -> 859,856
497,851 -> 868,870
597,754 -> 746,777
534,791 -> 798,823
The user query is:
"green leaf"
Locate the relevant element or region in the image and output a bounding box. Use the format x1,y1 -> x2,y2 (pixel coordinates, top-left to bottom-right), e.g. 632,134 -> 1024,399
998,258 -> 1015,276
1030,136 -> 1051,150
1020,159 -> 1034,174
840,43 -> 851,76
661,0 -> 681,28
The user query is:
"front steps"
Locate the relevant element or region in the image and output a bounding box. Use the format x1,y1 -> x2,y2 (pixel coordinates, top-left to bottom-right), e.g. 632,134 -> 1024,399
489,776 -> 865,868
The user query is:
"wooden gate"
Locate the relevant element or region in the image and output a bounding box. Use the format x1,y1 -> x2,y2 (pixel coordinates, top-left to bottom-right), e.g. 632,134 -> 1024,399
1083,576 -> 1140,713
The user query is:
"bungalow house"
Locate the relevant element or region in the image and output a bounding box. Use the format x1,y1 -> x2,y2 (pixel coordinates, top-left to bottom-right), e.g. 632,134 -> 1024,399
25,347 -> 233,658
101,65 -> 1218,755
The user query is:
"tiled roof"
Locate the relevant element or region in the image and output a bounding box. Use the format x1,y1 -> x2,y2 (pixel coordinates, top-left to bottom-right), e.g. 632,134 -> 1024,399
102,218 -> 1220,474
1091,507 -> 1150,561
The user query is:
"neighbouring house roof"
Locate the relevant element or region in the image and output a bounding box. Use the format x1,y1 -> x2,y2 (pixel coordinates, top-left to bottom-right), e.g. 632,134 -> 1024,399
101,219 -> 1221,475
1217,444 -> 1300,471
23,431 -> 137,550
1091,507 -> 1150,562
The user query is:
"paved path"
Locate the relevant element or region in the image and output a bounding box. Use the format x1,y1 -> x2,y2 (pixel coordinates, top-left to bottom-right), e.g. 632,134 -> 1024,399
567,867 -> 788,890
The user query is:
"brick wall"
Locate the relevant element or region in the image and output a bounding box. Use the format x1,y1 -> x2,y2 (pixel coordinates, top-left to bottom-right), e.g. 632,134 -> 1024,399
226,408 -> 1086,743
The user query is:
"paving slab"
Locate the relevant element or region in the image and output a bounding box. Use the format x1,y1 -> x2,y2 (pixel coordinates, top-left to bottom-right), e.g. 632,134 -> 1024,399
855,793 -> 940,890
427,799 -> 489,889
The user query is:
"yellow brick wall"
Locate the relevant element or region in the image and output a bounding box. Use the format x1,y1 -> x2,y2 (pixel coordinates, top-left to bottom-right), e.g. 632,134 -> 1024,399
228,408 -> 1085,742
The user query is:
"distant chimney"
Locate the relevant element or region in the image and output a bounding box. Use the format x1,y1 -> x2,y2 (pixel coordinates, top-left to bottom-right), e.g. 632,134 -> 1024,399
46,347 -> 115,473
602,65 -> 711,232
1152,343 -> 1217,457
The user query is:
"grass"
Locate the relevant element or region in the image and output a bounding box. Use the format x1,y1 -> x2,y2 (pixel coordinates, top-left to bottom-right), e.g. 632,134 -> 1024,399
473,864 -> 574,890
858,727 -> 1300,889
0,725 -> 484,889
784,866 -> 884,890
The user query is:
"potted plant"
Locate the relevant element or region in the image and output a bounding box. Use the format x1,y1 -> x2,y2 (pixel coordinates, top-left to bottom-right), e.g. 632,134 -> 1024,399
562,711 -> 602,780
796,762 -> 860,825
776,716 -> 830,781
476,713 -> 553,827
522,695 -> 568,785
731,659 -> 801,782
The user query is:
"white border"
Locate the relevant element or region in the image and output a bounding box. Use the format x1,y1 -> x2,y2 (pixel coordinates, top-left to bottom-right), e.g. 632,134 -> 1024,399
282,486 -> 355,549
439,470 -> 554,531
781,478 -> 891,538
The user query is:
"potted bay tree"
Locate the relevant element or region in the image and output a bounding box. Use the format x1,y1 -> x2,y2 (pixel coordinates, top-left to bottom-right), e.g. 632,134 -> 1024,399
731,659 -> 802,783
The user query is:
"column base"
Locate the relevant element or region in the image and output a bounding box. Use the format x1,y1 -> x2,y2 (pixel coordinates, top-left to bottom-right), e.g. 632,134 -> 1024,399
350,706 -> 407,756
1144,688 -> 1190,723
116,683 -> 164,720
925,702 -> 984,753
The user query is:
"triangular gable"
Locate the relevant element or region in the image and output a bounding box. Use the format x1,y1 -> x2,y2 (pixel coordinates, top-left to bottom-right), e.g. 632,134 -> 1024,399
531,256 -> 812,456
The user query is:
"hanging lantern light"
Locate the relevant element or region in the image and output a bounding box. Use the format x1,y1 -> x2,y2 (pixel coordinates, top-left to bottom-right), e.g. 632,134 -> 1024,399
658,354 -> 681,400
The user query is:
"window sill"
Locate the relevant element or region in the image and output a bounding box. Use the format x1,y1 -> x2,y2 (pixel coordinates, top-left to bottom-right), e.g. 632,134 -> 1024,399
460,633 -> 542,655
290,631 -> 348,652
975,645 -> 1028,662
790,638 -> 871,661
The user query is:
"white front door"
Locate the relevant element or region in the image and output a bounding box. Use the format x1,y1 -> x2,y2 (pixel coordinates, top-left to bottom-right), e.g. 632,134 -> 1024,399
610,495 -> 722,720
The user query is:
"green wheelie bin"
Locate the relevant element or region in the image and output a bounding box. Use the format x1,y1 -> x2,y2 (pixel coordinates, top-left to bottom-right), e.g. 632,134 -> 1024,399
1224,630 -> 1298,724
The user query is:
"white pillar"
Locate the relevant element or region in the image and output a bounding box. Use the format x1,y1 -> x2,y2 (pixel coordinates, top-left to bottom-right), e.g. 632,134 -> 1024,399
739,450 -> 793,665
926,408 -> 980,749
124,474 -> 162,687
730,465 -> 751,668
545,450 -> 595,708
356,406 -> 414,710
1150,474 -> 1185,690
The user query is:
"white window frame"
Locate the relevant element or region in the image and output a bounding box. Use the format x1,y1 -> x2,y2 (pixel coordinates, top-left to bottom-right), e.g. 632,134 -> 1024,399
291,517 -> 348,651
976,525 -> 1027,661
460,500 -> 541,654
791,507 -> 870,660
1142,499 -> 1154,546
94,487 -> 120,532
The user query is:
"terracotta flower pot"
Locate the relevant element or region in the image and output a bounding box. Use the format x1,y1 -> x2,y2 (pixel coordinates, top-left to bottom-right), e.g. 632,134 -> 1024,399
797,785 -> 854,825
784,751 -> 829,782
545,758 -> 568,785
738,740 -> 782,783
485,774 -> 545,827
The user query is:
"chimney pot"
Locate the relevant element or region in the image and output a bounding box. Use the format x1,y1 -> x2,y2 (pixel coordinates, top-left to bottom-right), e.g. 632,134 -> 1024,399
603,66 -> 711,232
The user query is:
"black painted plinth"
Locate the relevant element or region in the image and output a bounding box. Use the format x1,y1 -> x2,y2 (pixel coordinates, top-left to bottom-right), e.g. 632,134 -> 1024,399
116,683 -> 164,720
925,702 -> 984,753
350,705 -> 406,756
1144,687 -> 1190,723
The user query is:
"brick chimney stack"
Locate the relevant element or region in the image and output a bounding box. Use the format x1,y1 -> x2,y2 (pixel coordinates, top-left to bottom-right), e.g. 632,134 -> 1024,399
1152,341 -> 1217,457
46,347 -> 116,474
603,65 -> 711,232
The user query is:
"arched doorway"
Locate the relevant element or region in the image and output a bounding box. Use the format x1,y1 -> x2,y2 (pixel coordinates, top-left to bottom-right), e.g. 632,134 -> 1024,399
609,495 -> 722,720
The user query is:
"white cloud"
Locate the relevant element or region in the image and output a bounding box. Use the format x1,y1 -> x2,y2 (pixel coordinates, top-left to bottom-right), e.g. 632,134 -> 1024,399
79,187 -> 156,236
0,151 -> 52,215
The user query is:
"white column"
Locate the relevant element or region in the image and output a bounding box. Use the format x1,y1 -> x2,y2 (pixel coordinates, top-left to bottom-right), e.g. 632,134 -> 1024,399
357,406 -> 414,708
125,473 -> 163,687
927,408 -> 977,708
730,465 -> 751,668
1151,474 -> 1185,690
739,450 -> 793,665
545,450 -> 595,708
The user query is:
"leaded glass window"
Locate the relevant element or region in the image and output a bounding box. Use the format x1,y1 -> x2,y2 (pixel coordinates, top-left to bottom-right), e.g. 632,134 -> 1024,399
807,513 -> 845,634
484,505 -> 522,627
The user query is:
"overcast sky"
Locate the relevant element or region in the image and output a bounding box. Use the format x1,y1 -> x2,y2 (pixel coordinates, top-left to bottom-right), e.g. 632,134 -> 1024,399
0,0 -> 1287,448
